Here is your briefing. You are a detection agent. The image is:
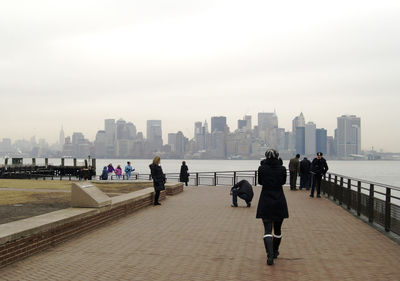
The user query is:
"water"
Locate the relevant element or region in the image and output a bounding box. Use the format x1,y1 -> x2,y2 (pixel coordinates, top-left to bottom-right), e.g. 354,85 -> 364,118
3,158 -> 398,187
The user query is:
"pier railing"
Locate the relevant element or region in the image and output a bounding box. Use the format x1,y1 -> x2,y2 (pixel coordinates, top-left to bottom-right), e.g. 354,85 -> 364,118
321,172 -> 400,235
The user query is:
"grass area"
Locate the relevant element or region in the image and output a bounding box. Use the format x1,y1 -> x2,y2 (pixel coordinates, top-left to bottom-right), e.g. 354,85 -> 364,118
0,191 -> 70,206
0,179 -> 74,190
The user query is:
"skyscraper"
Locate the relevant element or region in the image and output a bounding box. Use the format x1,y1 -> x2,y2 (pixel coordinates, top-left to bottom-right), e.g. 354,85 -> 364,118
292,113 -> 305,133
147,120 -> 163,151
59,126 -> 65,147
305,122 -> 316,156
337,115 -> 361,158
211,116 -> 227,133
295,127 -> 305,155
316,128 -> 327,155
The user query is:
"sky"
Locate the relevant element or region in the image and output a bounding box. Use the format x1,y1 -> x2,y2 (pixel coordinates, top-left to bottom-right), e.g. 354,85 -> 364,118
1,0 -> 399,152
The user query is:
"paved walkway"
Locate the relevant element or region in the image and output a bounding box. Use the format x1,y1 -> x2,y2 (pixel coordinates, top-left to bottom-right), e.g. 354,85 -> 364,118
1,186 -> 399,281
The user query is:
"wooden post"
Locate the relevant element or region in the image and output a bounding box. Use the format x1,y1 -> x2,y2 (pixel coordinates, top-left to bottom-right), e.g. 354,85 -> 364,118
45,158 -> 48,167
214,172 -> 217,186
73,158 -> 77,167
32,158 -> 36,166
61,158 -> 65,167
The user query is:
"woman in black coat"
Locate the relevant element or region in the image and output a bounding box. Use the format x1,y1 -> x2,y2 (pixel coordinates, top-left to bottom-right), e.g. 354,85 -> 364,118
149,156 -> 165,205
256,149 -> 289,266
179,161 -> 189,186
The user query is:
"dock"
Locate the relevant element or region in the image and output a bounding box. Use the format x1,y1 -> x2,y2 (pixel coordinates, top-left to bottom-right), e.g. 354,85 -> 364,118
1,185 -> 399,280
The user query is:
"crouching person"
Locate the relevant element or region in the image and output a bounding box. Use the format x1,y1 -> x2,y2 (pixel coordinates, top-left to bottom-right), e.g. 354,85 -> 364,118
230,179 -> 254,208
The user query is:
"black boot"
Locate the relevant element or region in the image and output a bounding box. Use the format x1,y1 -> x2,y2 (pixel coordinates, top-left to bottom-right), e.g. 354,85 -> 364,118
263,236 -> 274,265
273,237 -> 281,259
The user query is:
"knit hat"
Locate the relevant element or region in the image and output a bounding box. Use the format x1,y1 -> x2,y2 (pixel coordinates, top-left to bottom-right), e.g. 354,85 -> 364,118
265,149 -> 279,159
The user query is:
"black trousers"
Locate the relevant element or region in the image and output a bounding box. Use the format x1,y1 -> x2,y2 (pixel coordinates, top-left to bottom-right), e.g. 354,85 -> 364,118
290,171 -> 298,189
262,219 -> 283,236
154,190 -> 160,204
311,174 -> 323,195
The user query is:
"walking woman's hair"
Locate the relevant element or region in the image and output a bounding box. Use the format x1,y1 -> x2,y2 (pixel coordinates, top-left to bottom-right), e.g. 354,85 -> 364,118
265,149 -> 279,159
152,156 -> 161,165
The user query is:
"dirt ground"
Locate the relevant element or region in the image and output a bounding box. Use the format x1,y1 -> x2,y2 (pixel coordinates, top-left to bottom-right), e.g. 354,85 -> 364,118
0,180 -> 150,224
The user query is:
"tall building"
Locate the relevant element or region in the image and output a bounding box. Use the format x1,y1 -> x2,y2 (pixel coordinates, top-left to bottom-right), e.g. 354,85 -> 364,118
244,115 -> 252,131
337,115 -> 361,158
147,120 -> 163,151
237,119 -> 247,130
316,128 -> 327,155
211,116 -> 227,133
94,130 -> 107,158
292,113 -> 305,133
59,126 -> 65,147
295,127 -> 305,155
305,122 -> 316,156
104,119 -> 116,145
258,112 -> 278,147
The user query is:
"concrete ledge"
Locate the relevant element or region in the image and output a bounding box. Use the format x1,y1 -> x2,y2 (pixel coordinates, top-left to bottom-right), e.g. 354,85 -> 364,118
165,182 -> 184,196
0,187 -> 166,268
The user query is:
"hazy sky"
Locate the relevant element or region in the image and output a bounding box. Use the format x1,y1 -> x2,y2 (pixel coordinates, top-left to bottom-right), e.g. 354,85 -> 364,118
1,0 -> 399,152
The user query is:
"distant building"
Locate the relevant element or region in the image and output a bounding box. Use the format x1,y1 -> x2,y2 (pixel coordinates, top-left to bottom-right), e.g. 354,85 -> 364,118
316,128 -> 327,155
147,120 -> 163,152
337,115 -> 361,158
295,127 -> 305,155
292,112 -> 305,134
211,116 -> 227,133
305,122 -> 316,156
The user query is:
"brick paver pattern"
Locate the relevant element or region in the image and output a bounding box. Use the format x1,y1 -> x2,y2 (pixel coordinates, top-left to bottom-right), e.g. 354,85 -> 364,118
1,186 -> 399,281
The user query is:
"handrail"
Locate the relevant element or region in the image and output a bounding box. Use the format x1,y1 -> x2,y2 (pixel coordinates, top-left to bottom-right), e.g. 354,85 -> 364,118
327,172 -> 400,191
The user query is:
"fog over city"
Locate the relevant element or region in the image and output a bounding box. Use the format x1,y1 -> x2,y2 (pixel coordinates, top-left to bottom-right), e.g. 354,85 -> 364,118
1,1 -> 399,152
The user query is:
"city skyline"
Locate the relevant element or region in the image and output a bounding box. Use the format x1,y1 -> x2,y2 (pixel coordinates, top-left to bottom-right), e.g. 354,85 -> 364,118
1,1 -> 399,152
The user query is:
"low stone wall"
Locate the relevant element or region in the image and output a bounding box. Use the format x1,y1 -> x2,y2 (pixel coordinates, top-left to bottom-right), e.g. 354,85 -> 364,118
165,182 -> 184,196
0,187 -> 166,268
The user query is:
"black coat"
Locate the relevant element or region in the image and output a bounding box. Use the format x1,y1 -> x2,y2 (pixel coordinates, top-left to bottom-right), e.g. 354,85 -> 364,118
149,163 -> 166,191
300,158 -> 311,174
231,179 -> 254,202
311,157 -> 329,175
256,158 -> 289,220
179,164 -> 189,182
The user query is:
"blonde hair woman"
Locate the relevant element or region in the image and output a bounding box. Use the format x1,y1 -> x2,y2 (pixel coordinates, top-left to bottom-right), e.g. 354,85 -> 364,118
149,156 -> 165,205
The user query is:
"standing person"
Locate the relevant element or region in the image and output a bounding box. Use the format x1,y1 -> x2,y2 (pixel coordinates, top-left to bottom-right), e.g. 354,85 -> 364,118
310,152 -> 329,198
149,156 -> 165,206
288,154 -> 300,190
230,179 -> 254,207
107,163 -> 115,180
124,161 -> 135,180
257,149 -> 288,266
100,166 -> 108,180
179,161 -> 189,186
299,157 -> 311,190
115,165 -> 122,180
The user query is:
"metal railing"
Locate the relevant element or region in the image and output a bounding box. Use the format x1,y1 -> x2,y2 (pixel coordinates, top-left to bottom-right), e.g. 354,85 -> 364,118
105,170 -> 262,187
321,172 -> 400,235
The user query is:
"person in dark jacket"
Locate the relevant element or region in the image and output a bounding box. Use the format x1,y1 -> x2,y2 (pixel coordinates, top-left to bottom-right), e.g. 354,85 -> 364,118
257,149 -> 288,266
179,161 -> 189,186
100,166 -> 108,180
299,157 -> 311,190
230,179 -> 254,207
149,156 -> 166,205
310,152 -> 329,198
288,154 -> 300,190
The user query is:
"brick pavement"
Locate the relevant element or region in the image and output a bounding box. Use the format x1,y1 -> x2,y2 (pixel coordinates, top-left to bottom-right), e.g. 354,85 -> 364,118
1,186 -> 399,281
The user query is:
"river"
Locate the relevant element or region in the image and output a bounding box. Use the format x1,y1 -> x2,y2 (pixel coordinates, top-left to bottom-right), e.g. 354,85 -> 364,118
4,158 -> 398,187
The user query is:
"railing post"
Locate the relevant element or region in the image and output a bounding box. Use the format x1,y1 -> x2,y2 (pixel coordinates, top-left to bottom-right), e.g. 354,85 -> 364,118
233,172 -> 236,186
339,177 -> 343,205
196,173 -> 199,186
214,172 -> 217,186
327,174 -> 332,198
254,171 -> 257,186
357,181 -> 361,216
347,179 -> 351,210
334,175 -> 338,202
385,188 -> 391,232
369,184 -> 374,223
